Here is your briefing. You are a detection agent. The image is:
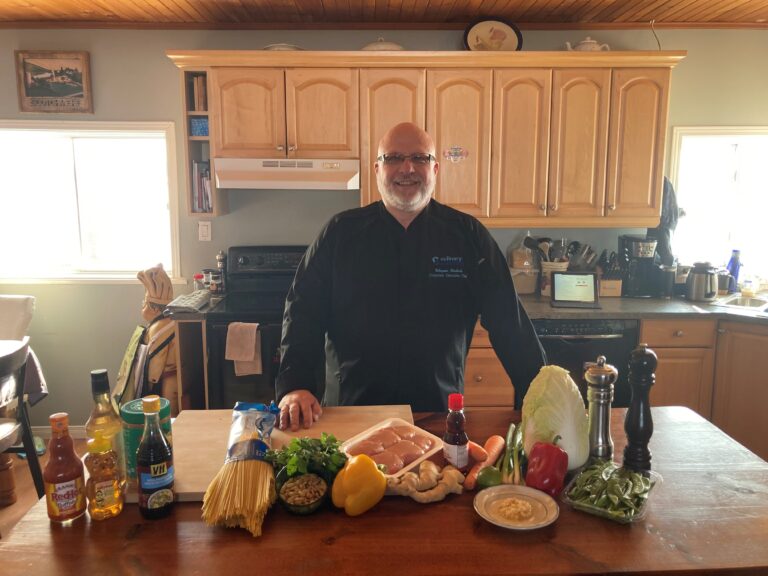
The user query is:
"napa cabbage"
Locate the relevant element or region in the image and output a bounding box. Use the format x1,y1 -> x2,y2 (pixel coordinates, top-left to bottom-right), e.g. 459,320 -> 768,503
521,365 -> 589,471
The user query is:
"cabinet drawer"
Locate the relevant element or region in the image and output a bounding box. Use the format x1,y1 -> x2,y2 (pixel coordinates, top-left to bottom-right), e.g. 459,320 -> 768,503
640,319 -> 716,348
472,323 -> 490,348
464,348 -> 514,407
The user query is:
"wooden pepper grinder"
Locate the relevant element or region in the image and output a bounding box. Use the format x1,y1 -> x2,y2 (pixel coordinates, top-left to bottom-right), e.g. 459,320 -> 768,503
623,344 -> 657,472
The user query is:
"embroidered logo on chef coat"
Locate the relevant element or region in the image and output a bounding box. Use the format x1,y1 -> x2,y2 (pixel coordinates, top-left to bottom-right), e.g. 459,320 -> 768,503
429,255 -> 467,279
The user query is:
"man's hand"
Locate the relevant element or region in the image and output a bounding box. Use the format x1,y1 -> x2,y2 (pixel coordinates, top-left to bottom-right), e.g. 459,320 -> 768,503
278,389 -> 323,431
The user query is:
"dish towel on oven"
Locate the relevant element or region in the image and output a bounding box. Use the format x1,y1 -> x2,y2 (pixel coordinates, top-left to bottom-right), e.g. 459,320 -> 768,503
225,322 -> 262,376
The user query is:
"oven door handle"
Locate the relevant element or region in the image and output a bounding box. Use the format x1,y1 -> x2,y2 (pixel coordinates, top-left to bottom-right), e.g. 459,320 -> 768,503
538,334 -> 624,340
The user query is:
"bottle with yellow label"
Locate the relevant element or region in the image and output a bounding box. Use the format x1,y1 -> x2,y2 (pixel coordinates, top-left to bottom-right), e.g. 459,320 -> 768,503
86,369 -> 126,489
43,413 -> 86,523
137,395 -> 174,519
85,431 -> 124,520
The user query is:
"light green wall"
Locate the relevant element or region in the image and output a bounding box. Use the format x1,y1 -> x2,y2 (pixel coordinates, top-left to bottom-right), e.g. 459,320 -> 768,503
2,27 -> 766,425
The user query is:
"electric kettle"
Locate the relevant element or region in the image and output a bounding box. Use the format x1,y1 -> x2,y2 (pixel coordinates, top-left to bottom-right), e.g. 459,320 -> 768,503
686,262 -> 718,302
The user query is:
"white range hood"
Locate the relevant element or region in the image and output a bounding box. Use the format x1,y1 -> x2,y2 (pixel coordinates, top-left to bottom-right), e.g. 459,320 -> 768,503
214,158 -> 360,190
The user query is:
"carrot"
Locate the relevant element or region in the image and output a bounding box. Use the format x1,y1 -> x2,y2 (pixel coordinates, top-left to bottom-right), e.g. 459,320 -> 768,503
464,435 -> 506,490
468,440 -> 488,463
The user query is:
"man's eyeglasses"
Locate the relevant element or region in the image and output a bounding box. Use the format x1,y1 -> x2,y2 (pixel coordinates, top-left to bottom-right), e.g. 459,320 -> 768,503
377,153 -> 436,166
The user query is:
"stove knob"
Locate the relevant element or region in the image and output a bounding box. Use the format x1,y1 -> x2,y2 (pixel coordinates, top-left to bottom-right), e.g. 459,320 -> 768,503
255,255 -> 266,266
237,256 -> 250,266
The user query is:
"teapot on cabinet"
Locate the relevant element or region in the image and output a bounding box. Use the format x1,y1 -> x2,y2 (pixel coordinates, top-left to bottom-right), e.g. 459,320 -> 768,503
686,262 -> 718,302
565,37 -> 611,51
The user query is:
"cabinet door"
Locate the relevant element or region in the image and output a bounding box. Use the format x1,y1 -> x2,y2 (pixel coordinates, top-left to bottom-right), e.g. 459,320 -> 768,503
650,347 -> 714,419
359,69 -> 426,205
606,68 -> 670,221
464,348 -> 515,407
491,69 -> 551,218
209,68 -> 285,158
427,69 -> 492,217
548,69 -> 610,219
286,69 -> 359,159
713,322 -> 768,461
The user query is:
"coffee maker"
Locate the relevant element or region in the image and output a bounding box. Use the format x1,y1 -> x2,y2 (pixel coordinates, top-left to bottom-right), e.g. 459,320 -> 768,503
619,235 -> 661,297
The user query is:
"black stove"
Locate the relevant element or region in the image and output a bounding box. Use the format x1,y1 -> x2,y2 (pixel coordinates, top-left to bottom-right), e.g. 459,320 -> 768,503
204,245 -> 308,409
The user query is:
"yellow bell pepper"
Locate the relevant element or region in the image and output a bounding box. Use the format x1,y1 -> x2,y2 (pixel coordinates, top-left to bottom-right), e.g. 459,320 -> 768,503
331,454 -> 386,516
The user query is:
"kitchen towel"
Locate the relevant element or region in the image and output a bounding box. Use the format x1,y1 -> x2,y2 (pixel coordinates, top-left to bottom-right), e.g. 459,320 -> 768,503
225,322 -> 262,376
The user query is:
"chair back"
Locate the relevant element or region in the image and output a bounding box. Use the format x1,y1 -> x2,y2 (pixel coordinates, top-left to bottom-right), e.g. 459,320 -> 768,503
0,337 -> 30,414
0,296 -> 35,340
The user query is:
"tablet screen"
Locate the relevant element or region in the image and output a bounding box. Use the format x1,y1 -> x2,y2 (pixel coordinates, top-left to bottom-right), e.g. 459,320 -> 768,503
552,272 -> 598,304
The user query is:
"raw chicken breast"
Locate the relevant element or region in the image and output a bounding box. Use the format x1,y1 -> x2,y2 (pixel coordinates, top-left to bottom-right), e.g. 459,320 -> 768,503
365,428 -> 401,448
391,425 -> 416,439
410,433 -> 435,451
372,450 -> 405,475
386,440 -> 425,466
345,439 -> 384,456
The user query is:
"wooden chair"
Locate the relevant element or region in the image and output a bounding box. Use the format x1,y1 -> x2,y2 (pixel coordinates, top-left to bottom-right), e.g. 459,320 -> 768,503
0,337 -> 45,499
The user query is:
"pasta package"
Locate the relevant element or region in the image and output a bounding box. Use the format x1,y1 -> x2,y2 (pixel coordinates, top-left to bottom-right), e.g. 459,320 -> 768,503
201,402 -> 280,537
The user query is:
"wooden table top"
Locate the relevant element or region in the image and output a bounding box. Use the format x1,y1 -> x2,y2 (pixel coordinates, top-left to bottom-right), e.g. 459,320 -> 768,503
2,406 -> 767,576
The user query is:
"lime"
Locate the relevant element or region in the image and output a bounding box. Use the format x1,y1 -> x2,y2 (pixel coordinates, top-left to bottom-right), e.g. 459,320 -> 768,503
476,466 -> 502,490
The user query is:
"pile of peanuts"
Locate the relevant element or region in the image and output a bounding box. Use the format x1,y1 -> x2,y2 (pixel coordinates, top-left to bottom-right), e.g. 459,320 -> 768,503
279,473 -> 327,506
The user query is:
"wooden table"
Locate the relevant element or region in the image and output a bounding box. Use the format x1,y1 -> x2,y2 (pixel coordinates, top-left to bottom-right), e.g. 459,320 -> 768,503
2,407 -> 768,575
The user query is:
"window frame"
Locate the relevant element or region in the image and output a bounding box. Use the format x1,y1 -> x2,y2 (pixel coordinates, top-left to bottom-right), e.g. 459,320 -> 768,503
0,119 -> 182,285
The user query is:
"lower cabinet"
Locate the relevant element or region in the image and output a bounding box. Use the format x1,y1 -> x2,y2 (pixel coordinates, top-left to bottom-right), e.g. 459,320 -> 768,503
640,319 -> 716,419
712,321 -> 768,461
463,325 -> 515,407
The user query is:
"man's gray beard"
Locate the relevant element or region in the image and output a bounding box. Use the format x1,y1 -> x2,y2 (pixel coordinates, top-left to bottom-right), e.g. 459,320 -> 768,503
379,181 -> 432,213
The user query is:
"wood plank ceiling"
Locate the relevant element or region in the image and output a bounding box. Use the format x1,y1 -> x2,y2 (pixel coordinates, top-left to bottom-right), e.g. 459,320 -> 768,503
2,0 -> 768,29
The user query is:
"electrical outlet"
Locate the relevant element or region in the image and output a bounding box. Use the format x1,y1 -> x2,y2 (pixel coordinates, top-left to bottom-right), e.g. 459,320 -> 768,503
198,221 -> 212,241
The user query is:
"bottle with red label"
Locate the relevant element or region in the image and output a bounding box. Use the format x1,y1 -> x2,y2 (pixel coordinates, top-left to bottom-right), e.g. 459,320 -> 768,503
136,395 -> 175,519
43,413 -> 86,523
442,393 -> 469,472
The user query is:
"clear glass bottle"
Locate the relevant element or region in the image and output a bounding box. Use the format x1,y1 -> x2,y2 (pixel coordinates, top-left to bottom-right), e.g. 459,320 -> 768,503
442,393 -> 469,472
137,395 -> 174,519
44,413 -> 86,523
85,431 -> 124,520
86,369 -> 126,489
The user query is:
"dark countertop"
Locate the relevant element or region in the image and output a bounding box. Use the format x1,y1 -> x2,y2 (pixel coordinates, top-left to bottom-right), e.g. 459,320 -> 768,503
520,294 -> 768,325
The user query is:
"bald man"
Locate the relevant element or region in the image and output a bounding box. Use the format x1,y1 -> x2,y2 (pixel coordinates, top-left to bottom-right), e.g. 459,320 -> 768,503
276,123 -> 545,431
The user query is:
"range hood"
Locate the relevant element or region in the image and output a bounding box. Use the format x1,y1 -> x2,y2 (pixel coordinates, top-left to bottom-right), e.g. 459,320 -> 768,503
214,158 -> 360,190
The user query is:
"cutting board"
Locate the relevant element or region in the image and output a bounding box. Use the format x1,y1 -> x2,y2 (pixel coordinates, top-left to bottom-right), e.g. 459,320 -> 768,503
163,405 -> 413,502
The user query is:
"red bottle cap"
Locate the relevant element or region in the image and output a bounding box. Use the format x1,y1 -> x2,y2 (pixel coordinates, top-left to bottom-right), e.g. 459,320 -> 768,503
448,393 -> 464,411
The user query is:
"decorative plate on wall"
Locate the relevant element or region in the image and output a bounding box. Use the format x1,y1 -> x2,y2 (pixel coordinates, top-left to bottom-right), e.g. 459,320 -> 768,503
463,18 -> 522,52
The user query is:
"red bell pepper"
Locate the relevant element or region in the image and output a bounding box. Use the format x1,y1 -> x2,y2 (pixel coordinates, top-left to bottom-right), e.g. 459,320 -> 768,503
525,438 -> 569,498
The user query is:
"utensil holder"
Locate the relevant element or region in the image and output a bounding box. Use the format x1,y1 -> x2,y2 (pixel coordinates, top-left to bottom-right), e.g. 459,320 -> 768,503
540,261 -> 569,297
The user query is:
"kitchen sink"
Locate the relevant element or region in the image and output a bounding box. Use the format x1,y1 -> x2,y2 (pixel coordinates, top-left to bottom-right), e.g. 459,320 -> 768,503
714,294 -> 768,311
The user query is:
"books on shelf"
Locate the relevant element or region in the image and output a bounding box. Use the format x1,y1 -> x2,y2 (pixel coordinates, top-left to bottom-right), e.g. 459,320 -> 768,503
192,74 -> 208,112
191,160 -> 212,213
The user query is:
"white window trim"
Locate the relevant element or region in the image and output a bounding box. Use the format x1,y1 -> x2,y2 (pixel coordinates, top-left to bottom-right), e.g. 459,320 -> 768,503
0,119 -> 183,285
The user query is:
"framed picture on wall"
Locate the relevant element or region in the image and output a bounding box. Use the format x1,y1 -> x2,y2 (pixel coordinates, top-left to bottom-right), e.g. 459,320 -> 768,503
15,50 -> 93,113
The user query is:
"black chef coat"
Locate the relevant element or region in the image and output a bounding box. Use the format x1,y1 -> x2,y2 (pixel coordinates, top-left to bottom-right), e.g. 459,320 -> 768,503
276,199 -> 546,411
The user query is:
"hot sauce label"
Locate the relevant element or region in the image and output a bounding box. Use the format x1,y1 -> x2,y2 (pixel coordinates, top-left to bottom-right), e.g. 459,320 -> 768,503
45,477 -> 86,519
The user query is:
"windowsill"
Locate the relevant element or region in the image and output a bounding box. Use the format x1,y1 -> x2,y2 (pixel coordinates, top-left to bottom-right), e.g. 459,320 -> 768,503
0,276 -> 188,286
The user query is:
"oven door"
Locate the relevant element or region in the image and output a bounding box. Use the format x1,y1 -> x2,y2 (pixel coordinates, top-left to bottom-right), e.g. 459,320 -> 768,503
206,321 -> 282,409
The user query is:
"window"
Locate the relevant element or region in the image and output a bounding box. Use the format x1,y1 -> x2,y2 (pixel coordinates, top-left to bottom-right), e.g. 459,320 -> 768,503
670,127 -> 768,282
0,121 -> 179,281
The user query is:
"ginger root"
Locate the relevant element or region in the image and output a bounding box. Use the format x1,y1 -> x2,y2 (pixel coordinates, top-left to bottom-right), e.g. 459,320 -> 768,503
386,462 -> 464,503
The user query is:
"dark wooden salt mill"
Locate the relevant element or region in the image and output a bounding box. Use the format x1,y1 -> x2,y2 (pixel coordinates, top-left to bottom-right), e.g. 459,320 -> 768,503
623,344 -> 657,472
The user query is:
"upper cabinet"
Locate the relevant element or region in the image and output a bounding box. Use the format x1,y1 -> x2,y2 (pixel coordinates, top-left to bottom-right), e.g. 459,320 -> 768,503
169,50 -> 685,227
360,69 -> 426,206
209,68 -> 358,159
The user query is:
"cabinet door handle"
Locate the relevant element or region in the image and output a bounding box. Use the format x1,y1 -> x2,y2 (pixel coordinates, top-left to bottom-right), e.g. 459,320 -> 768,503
717,328 -> 726,334
608,204 -> 616,211
549,203 -> 558,212
474,375 -> 483,382
674,330 -> 684,337
276,145 -> 285,151
539,204 -> 546,212
288,145 -> 297,152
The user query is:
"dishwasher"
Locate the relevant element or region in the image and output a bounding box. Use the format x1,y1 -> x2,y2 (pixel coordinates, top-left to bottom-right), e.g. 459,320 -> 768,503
532,319 -> 639,408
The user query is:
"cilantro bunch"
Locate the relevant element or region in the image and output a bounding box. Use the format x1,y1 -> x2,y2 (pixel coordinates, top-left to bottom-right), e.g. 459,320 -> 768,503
266,433 -> 347,478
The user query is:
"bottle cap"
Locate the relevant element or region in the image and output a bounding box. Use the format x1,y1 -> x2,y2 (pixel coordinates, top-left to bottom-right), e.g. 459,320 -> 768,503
87,432 -> 112,454
142,395 -> 161,414
448,393 -> 464,411
49,412 -> 69,433
90,369 -> 110,395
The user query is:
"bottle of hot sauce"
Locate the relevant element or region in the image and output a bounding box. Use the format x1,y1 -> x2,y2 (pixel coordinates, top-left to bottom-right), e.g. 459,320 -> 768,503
442,393 -> 469,472
44,413 -> 86,522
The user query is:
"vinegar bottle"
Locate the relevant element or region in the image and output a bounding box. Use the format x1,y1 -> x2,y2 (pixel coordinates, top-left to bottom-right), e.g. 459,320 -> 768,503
85,369 -> 126,489
44,413 -> 86,523
137,395 -> 174,519
442,393 -> 469,472
85,431 -> 124,520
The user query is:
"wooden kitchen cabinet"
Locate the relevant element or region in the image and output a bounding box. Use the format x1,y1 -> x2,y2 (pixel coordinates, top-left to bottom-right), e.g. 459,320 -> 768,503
359,69 -> 426,206
427,69 -> 493,218
490,69 -> 552,218
640,319 -> 716,419
209,68 -> 358,159
712,321 -> 768,461
463,324 -> 515,407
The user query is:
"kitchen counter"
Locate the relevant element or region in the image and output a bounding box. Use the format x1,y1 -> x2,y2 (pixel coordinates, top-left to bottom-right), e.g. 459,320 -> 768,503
521,294 -> 768,324
2,406 -> 767,575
